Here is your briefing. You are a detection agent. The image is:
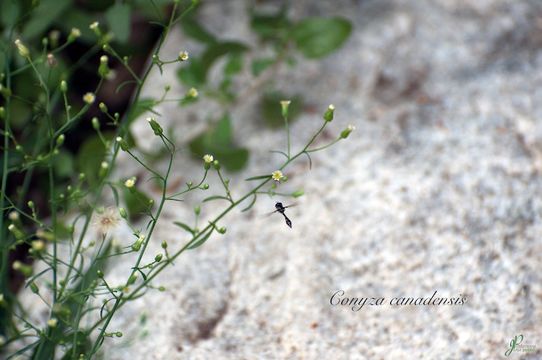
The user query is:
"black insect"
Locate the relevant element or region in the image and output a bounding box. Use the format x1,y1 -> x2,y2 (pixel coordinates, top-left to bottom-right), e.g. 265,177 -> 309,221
268,202 -> 297,228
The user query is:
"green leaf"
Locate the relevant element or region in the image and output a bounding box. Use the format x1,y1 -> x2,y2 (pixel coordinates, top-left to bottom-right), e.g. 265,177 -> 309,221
106,3 -> 131,43
202,195 -> 231,203
292,17 -> 352,59
127,98 -> 156,125
76,134 -> 110,186
181,17 -> 217,44
123,187 -> 153,220
187,228 -> 213,250
188,114 -> 249,172
54,9 -> 96,44
52,150 -> 74,178
224,53 -> 243,77
261,92 -> 303,128
250,9 -> 290,41
251,58 -> 274,77
245,174 -> 271,181
1,0 -> 20,27
178,42 -> 249,87
177,59 -> 205,87
22,0 -> 71,39
173,221 -> 194,235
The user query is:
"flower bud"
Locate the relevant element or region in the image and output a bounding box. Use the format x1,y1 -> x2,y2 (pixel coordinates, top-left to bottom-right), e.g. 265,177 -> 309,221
119,207 -> 127,219
116,137 -> 129,151
99,102 -> 108,113
161,240 -> 168,249
47,318 -> 58,328
213,160 -> 220,170
47,53 -> 57,67
60,80 -> 68,93
30,282 -> 39,294
280,100 -> 291,118
127,274 -> 137,285
323,104 -> 335,122
68,28 -> 81,42
56,134 -> 65,147
340,124 -> 355,139
98,55 -> 110,78
147,117 -> 163,136
194,206 -> 201,216
89,21 -> 101,36
92,117 -> 100,130
0,107 -> 4,119
201,183 -> 209,190
154,254 -> 163,262
97,270 -> 104,278
217,227 -> 227,234
14,39 -> 30,58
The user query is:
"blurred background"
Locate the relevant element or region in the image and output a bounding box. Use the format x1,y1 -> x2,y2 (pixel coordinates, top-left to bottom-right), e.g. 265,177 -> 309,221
3,0 -> 542,359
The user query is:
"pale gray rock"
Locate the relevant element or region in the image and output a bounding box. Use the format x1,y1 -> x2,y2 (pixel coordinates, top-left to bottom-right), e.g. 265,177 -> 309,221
97,0 -> 542,359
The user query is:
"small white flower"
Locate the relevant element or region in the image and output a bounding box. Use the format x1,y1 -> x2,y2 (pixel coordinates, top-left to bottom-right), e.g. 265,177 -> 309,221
31,240 -> 45,252
8,211 -> 19,221
47,318 -> 58,328
89,21 -> 99,30
100,161 -> 109,169
187,87 -> 198,98
70,28 -> 81,39
124,177 -> 136,188
203,154 -> 214,164
328,104 -> 335,111
271,170 -> 284,182
178,51 -> 189,61
83,92 -> 95,104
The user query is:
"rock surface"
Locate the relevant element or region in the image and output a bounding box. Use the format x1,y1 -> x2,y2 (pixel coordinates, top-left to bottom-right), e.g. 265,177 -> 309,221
102,0 -> 542,359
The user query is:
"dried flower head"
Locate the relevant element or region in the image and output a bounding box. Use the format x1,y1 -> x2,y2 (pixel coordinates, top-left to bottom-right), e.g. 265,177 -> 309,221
93,207 -> 120,235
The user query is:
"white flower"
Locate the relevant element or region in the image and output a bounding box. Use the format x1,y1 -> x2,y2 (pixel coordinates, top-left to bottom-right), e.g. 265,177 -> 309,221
47,318 -> 58,328
124,177 -> 136,188
271,170 -> 284,182
328,104 -> 335,111
89,21 -> 99,30
203,154 -> 214,164
100,161 -> 109,169
178,51 -> 189,61
8,211 -> 19,221
187,87 -> 198,98
31,240 -> 45,252
70,28 -> 81,39
83,92 -> 95,104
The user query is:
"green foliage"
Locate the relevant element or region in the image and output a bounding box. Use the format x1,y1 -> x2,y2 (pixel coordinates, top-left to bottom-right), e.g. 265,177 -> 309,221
189,114 -> 249,171
177,7 -> 352,170
105,3 -> 132,43
0,1 -> 352,358
261,92 -> 303,128
292,17 -> 352,58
